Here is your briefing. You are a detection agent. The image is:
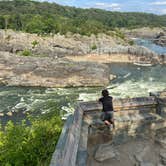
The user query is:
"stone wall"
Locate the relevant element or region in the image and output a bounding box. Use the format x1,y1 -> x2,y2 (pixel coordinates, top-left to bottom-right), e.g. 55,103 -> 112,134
50,105 -> 84,166
50,93 -> 166,166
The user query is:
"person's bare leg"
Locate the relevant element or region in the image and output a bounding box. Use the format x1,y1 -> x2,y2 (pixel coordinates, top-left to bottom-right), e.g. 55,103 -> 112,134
104,120 -> 111,126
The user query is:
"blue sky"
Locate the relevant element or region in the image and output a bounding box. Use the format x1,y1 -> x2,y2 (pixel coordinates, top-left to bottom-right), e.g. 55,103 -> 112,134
40,0 -> 166,15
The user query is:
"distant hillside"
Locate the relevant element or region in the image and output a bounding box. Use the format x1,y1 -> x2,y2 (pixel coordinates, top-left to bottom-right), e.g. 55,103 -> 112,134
0,0 -> 165,35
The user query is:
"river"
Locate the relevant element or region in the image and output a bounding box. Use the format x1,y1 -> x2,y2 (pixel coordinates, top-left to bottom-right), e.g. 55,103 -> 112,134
0,39 -> 165,123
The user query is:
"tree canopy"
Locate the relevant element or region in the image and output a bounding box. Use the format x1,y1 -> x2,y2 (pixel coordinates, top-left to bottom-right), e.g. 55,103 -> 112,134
0,0 -> 165,35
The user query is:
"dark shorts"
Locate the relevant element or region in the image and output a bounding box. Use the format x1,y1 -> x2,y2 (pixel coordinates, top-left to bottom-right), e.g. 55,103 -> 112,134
101,111 -> 114,122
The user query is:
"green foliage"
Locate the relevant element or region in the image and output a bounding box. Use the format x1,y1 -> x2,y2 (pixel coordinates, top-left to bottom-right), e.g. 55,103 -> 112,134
21,49 -> 32,56
0,0 -> 165,35
115,29 -> 125,39
31,40 -> 39,48
0,115 -> 63,166
129,40 -> 134,45
91,44 -> 97,50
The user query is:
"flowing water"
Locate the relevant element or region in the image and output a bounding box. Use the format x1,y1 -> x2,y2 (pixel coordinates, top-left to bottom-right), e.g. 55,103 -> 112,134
0,39 -> 166,123
134,38 -> 166,54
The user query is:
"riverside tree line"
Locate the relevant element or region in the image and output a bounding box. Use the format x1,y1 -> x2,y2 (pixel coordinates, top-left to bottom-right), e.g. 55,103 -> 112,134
0,0 -> 166,35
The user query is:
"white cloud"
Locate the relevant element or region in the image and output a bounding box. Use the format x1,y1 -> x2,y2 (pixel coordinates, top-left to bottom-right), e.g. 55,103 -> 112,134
151,1 -> 166,5
112,7 -> 121,11
95,2 -> 120,8
160,8 -> 166,13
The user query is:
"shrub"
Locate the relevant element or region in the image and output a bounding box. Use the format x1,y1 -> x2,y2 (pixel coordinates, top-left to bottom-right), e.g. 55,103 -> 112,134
129,40 -> 134,45
91,44 -> 97,50
0,115 -> 63,166
31,40 -> 39,49
21,49 -> 32,56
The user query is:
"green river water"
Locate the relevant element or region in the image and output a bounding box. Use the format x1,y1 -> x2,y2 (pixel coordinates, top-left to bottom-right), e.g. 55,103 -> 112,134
0,39 -> 166,124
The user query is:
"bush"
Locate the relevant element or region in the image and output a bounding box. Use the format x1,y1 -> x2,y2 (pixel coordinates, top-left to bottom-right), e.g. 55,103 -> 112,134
91,44 -> 97,50
115,30 -> 125,39
129,40 -> 134,45
21,49 -> 32,56
31,40 -> 39,49
0,115 -> 63,166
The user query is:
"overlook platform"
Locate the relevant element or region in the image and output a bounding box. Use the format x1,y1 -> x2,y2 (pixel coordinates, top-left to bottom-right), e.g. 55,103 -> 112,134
50,91 -> 166,166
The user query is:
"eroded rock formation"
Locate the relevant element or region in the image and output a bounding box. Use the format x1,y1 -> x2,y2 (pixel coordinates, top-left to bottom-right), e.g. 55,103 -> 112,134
123,27 -> 165,39
0,52 -> 110,87
154,32 -> 166,47
0,29 -> 165,87
0,30 -> 126,57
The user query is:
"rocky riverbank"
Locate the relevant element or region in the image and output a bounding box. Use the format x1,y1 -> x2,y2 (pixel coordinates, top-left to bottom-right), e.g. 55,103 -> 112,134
153,32 -> 166,47
122,27 -> 165,39
67,46 -> 166,64
123,27 -> 166,47
0,52 -> 110,87
0,29 -> 127,57
0,29 -> 165,87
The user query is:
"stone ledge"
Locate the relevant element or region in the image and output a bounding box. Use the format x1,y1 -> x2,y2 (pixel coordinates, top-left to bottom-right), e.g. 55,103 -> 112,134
50,94 -> 166,166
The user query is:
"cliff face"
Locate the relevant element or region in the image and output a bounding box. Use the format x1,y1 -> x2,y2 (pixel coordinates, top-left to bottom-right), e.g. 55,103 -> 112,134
0,52 -> 110,87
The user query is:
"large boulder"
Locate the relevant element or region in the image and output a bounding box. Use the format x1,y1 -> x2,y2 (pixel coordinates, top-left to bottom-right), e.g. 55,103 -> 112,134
0,52 -> 110,87
154,32 -> 166,47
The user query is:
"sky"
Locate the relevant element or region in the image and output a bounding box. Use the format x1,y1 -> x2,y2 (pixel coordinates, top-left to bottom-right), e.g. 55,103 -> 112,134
40,0 -> 166,15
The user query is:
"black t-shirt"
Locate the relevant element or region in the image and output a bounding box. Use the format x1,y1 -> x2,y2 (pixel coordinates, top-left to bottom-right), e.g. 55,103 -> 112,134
99,96 -> 113,112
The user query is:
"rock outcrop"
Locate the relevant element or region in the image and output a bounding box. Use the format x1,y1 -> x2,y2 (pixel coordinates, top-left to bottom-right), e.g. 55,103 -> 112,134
0,52 -> 110,87
67,45 -> 166,64
122,27 -> 165,39
0,30 -> 126,57
0,29 -> 165,65
153,32 -> 166,47
0,29 -> 165,87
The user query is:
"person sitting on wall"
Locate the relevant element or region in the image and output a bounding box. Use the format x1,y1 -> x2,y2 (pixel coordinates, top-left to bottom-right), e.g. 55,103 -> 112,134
99,89 -> 115,130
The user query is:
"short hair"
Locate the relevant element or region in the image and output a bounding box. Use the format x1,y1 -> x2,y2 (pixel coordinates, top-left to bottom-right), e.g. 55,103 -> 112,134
102,89 -> 109,97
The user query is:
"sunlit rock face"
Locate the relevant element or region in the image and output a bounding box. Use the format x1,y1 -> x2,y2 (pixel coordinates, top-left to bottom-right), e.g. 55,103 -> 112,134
0,30 -> 125,57
0,53 -> 110,87
0,29 -> 163,61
